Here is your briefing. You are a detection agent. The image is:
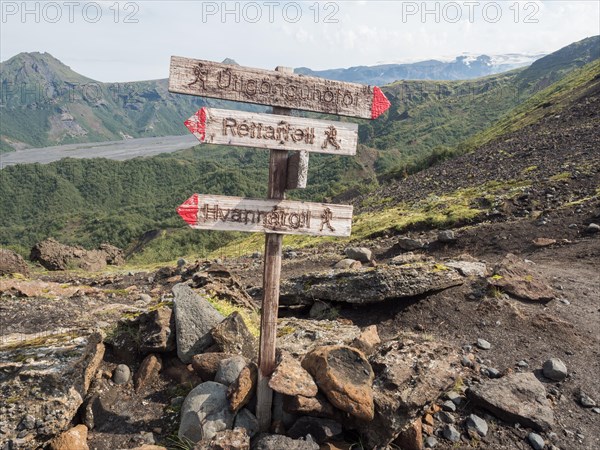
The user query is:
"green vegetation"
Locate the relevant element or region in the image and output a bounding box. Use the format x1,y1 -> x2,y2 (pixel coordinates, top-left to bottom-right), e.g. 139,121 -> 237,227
1,37 -> 598,263
213,179 -> 530,258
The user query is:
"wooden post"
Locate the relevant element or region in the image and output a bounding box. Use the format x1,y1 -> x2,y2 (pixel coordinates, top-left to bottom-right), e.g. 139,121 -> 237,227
256,66 -> 293,432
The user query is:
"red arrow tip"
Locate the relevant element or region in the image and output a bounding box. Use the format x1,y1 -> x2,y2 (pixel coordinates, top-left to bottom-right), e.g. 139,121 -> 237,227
177,193 -> 199,226
371,87 -> 391,119
184,108 -> 207,141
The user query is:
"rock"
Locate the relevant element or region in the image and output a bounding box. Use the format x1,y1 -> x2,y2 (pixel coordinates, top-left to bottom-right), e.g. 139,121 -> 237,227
139,307 -> 176,353
287,416 -> 342,444
441,400 -> 456,412
233,408 -> 259,438
191,265 -> 257,311
445,260 -> 488,277
194,428 -> 250,450
215,356 -> 249,386
251,433 -> 319,450
476,338 -> 491,350
0,334 -> 103,447
436,411 -> 455,424
445,391 -> 463,406
351,325 -> 380,356
29,238 -> 121,271
465,414 -> 488,437
228,362 -> 258,412
130,446 -> 167,450
528,432 -> 545,450
437,230 -> 456,243
283,394 -> 338,419
395,418 -> 422,450
0,248 -> 29,275
173,283 -> 224,363
542,358 -> 568,381
177,258 -> 187,268
269,351 -> 318,397
488,254 -> 555,302
585,223 -> 600,233
97,243 -> 125,265
48,424 -> 89,450
395,237 -> 424,251
277,318 -> 361,357
163,355 -> 202,386
467,372 -> 554,431
308,301 -> 336,319
344,247 -> 372,262
280,263 -> 464,305
113,364 -> 131,385
442,424 -> 460,442
211,312 -> 258,360
334,259 -> 362,270
533,238 -> 556,247
357,339 -> 459,448
179,381 -> 235,443
192,353 -> 236,381
134,354 -> 162,392
302,345 -> 374,421
578,392 -> 596,408
424,436 -> 438,448
390,253 -> 432,267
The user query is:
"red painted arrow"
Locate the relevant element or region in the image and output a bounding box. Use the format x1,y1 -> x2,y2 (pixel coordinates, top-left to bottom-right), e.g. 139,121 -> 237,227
184,108 -> 207,142
177,193 -> 199,225
371,87 -> 391,119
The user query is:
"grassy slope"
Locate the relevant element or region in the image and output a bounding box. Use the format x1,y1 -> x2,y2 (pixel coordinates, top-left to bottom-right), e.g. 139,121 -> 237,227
211,58 -> 600,259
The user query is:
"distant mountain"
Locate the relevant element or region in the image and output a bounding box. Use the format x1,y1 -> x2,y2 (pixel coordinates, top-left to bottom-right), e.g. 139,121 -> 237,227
1,37 -> 598,154
294,53 -> 545,85
0,53 -> 257,152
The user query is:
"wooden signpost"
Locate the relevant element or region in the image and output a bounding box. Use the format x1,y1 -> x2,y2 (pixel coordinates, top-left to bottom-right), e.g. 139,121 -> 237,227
177,194 -> 353,237
169,58 -> 390,432
169,56 -> 391,119
184,107 -> 358,155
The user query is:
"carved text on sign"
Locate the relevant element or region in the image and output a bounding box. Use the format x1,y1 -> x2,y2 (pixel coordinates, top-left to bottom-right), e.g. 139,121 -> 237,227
191,64 -> 358,109
200,203 -> 311,231
184,108 -> 358,156
169,57 -> 391,119
177,194 -> 353,237
223,118 -> 316,145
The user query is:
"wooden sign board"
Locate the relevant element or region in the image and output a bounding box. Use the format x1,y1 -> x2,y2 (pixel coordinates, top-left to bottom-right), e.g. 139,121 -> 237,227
169,56 -> 391,119
177,194 -> 352,237
185,108 -> 358,155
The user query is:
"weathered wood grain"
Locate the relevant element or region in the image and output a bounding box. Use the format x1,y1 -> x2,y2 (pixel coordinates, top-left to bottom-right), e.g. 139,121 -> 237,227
184,108 -> 358,156
176,194 -> 352,237
286,150 -> 309,189
169,56 -> 391,119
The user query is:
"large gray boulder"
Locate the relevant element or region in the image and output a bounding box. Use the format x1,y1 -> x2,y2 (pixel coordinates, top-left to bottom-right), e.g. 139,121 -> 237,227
467,372 -> 555,431
178,381 -> 234,443
173,284 -> 224,363
280,263 -> 464,305
344,247 -> 372,262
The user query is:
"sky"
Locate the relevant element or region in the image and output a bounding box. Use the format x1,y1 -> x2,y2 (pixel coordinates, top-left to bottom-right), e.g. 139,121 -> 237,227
1,1 -> 599,82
